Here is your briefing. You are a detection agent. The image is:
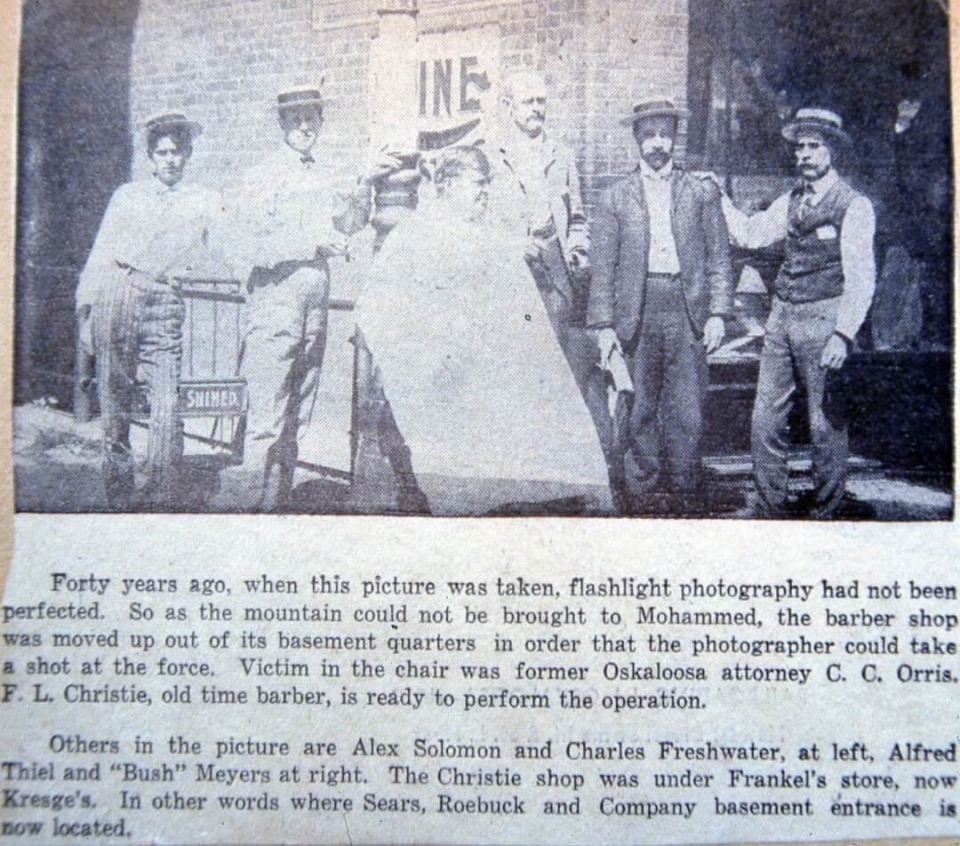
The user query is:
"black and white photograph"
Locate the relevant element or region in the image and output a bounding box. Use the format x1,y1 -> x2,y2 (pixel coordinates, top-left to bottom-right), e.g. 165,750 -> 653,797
13,0 -> 953,518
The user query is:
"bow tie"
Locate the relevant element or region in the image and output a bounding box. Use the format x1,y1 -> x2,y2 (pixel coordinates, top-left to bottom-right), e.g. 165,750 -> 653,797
300,153 -> 315,165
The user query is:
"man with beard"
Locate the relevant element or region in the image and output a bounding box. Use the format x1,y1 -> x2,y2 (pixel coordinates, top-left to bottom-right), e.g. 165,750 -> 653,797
77,112 -> 219,509
716,108 -> 877,518
587,100 -> 734,515
218,86 -> 399,511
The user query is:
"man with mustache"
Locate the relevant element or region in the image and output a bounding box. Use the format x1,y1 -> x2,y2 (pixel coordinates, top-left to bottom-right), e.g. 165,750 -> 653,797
219,86 -> 399,511
587,100 -> 734,515
716,108 -> 877,518
489,71 -> 611,465
77,112 -> 219,509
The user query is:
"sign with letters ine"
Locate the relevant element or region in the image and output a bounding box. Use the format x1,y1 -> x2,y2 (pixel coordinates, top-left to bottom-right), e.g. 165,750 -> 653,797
415,25 -> 499,146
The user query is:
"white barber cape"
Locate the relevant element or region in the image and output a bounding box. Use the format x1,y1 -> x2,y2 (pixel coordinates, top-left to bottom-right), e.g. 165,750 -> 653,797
354,208 -> 612,512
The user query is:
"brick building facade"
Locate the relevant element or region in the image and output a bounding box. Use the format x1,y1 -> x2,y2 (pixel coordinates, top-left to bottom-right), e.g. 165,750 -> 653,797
16,0 -> 952,485
128,0 -> 688,201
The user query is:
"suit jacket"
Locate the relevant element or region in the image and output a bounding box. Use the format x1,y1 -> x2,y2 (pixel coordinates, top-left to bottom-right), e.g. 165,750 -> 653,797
586,167 -> 734,345
494,136 -> 589,265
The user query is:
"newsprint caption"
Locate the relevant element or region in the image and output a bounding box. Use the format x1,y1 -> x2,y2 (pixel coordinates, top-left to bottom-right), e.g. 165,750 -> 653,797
0,519 -> 957,844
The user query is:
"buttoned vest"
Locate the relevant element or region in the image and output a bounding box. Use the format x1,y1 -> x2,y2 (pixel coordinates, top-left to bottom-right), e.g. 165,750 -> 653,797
774,177 -> 860,303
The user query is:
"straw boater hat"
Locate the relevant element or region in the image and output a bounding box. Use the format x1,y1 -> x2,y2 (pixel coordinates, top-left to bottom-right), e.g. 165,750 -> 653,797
622,99 -> 690,127
143,112 -> 203,140
276,85 -> 325,113
781,108 -> 852,147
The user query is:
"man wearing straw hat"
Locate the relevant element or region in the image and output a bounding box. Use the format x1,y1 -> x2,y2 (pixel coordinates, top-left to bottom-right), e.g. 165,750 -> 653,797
219,85 -> 399,511
715,107 -> 877,518
77,112 -> 219,510
587,99 -> 734,515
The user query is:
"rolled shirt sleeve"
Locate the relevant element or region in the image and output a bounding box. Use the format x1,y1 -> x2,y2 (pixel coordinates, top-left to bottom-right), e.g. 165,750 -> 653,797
76,186 -> 136,310
834,196 -> 877,341
721,191 -> 790,250
76,182 -> 219,309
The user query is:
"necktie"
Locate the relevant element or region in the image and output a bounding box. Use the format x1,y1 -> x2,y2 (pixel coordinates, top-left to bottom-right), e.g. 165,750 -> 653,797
798,184 -> 815,221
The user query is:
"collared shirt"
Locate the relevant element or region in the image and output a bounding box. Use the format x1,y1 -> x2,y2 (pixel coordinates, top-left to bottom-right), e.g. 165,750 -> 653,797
721,168 -> 876,339
227,144 -> 371,279
77,176 -> 221,309
639,159 -> 681,274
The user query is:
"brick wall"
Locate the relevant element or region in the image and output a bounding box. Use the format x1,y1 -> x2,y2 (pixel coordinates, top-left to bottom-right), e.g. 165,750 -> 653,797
130,0 -> 374,187
582,0 -> 688,199
130,0 -> 688,200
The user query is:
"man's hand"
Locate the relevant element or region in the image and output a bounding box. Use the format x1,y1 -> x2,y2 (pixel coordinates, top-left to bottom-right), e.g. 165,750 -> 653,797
596,327 -> 620,364
702,315 -> 725,354
693,171 -> 727,196
77,308 -> 94,357
318,233 -> 350,257
364,146 -> 406,184
568,247 -> 591,282
820,333 -> 849,370
523,237 -> 543,265
895,98 -> 921,133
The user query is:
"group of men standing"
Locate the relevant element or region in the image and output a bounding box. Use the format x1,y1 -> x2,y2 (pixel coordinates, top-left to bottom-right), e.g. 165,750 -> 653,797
78,73 -> 876,517
484,75 -> 876,518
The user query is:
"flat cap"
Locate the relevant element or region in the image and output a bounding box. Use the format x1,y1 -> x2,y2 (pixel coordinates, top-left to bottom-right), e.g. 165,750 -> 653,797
143,112 -> 203,139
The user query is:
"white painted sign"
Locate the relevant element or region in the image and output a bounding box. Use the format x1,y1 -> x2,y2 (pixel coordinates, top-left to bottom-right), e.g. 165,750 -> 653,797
415,25 -> 500,146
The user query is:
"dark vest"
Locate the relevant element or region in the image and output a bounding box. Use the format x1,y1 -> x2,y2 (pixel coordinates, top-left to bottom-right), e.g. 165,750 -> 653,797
774,177 -> 860,303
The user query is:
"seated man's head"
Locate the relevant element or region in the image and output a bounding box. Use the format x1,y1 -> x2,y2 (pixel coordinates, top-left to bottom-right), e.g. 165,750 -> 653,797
145,115 -> 200,187
434,146 -> 491,221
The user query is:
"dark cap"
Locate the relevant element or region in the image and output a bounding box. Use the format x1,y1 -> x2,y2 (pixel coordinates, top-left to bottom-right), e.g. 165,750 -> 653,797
277,86 -> 324,111
143,112 -> 203,139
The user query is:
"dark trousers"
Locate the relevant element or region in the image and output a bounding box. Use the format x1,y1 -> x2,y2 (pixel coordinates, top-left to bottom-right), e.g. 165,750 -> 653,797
624,274 -> 707,508
348,336 -> 429,515
92,268 -> 184,508
752,296 -> 847,517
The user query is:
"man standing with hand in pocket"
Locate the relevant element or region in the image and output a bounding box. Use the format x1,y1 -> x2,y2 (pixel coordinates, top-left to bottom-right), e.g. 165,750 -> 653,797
77,112 -> 218,510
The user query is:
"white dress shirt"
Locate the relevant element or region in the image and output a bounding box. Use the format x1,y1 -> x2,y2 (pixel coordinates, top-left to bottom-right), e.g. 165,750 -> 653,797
77,176 -> 220,309
227,145 -> 371,279
639,159 -> 681,274
499,133 -> 556,238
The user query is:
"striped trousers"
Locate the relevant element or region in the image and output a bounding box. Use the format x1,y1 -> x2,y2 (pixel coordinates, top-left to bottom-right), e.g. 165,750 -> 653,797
92,266 -> 184,508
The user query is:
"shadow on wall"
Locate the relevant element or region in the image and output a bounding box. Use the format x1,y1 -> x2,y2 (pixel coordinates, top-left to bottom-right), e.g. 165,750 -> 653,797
16,0 -> 141,409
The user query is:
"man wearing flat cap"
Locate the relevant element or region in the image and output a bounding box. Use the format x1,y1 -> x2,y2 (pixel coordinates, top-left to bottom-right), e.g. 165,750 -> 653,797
220,86 -> 399,511
716,107 -> 876,518
587,99 -> 734,515
77,112 -> 219,509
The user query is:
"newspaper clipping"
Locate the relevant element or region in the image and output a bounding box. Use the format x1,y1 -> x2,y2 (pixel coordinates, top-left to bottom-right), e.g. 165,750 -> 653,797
2,0 -> 957,843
